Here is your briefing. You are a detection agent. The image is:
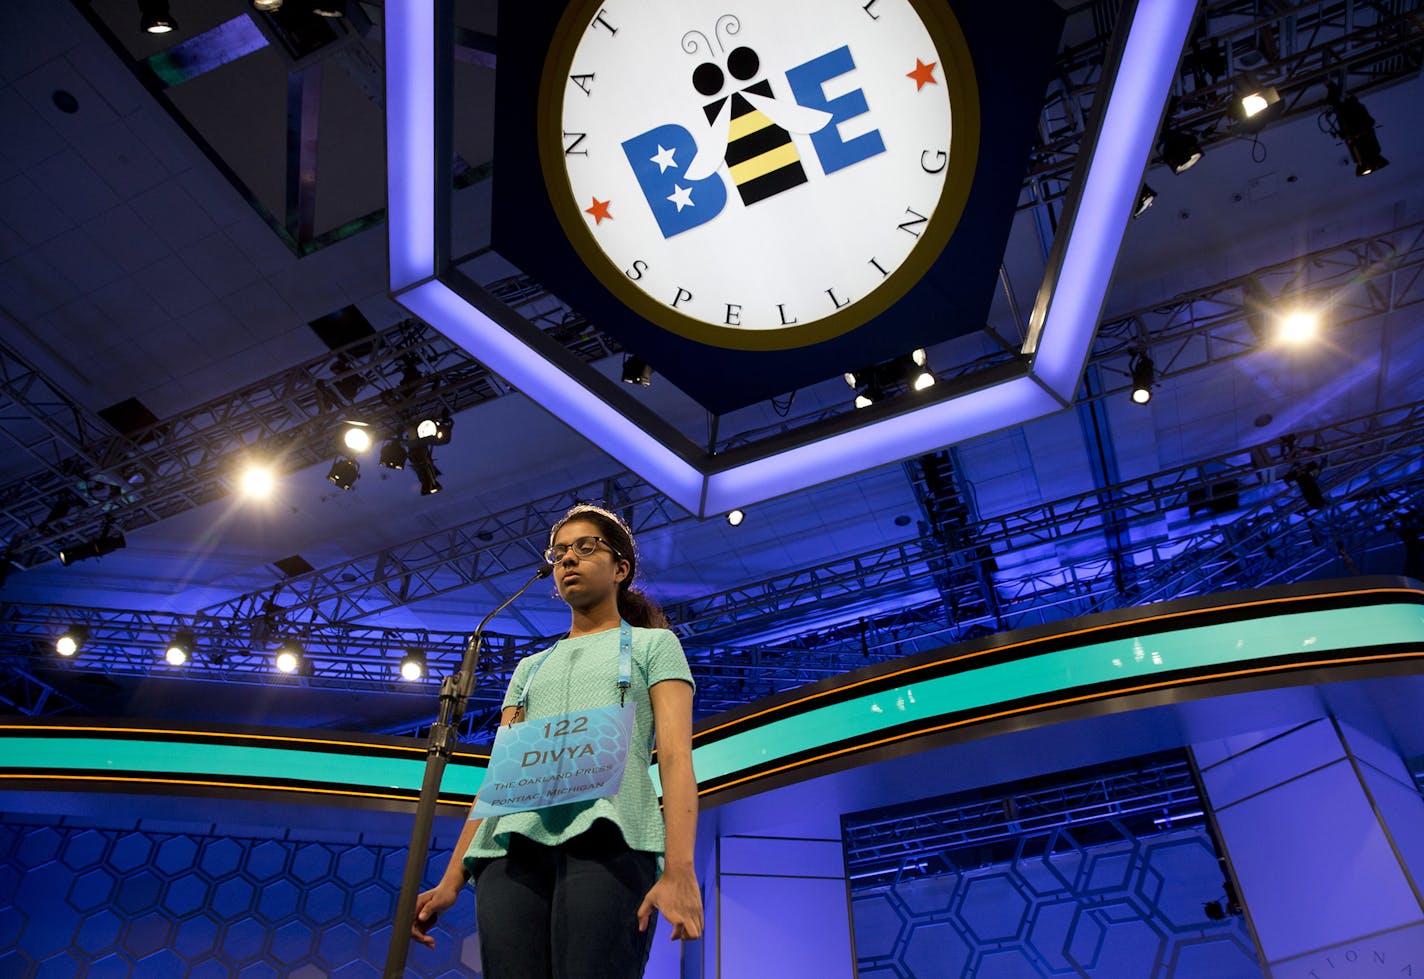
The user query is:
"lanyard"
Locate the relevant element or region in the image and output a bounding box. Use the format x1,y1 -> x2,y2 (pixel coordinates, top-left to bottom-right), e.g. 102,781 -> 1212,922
518,619 -> 634,709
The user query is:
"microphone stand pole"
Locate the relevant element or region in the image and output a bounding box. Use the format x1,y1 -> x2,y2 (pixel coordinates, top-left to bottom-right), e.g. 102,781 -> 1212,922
383,565 -> 552,977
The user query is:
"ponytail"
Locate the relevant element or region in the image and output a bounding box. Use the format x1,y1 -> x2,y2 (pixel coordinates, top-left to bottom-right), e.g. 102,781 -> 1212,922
617,584 -> 668,630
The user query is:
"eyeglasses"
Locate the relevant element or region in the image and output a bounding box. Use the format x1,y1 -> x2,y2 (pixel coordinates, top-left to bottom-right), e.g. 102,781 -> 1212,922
544,535 -> 622,565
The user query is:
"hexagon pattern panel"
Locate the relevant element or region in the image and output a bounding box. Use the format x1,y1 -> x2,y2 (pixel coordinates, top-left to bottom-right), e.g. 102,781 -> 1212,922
0,818 -> 480,978
851,826 -> 1263,978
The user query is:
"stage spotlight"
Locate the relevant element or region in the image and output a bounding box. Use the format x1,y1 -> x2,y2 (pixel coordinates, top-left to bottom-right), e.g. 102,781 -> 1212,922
59,530 -> 126,567
240,463 -> 276,499
138,0 -> 177,33
1286,460 -> 1327,510
1132,184 -> 1157,219
1129,351 -> 1156,405
622,355 -> 654,386
854,387 -> 878,409
342,422 -> 373,453
400,649 -> 426,681
414,413 -> 453,445
252,0 -> 283,10
1159,128 -> 1203,174
165,629 -> 195,666
379,439 -> 408,471
1278,309 -> 1320,344
726,509 -> 745,527
327,457 -> 360,490
312,0 -> 346,15
1326,82 -> 1388,177
906,349 -> 935,390
407,442 -> 443,496
55,626 -> 89,657
1234,84 -> 1280,122
843,371 -> 859,389
275,641 -> 304,674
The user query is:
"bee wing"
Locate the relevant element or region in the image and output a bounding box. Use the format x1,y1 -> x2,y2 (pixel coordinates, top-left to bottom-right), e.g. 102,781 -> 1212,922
742,91 -> 833,135
684,99 -> 732,181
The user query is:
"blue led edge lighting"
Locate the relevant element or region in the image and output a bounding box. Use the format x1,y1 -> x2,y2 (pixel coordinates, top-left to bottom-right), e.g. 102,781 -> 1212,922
385,0 -> 437,290
395,280 -> 707,512
383,0 -> 1195,515
1028,0 -> 1198,396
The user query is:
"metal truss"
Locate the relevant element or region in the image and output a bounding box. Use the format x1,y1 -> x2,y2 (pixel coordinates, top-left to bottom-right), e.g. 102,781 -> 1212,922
0,275 -> 619,569
0,660 -> 90,717
842,755 -> 1201,888
1024,0 -> 1424,214
198,470 -> 689,625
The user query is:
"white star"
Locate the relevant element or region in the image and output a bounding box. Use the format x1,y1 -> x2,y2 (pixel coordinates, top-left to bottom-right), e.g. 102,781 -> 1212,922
666,184 -> 694,211
650,145 -> 678,173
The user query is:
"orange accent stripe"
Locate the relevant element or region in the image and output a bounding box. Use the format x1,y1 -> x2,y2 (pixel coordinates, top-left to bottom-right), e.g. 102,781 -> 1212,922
0,772 -> 472,807
692,587 -> 1421,742
695,647 -> 1424,798
0,724 -> 487,760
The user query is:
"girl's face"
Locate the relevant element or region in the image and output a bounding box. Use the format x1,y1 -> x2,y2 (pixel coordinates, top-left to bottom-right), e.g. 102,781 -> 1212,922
551,518 -> 629,610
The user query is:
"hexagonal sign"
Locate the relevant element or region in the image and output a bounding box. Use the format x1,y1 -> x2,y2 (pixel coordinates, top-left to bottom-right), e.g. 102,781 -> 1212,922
385,0 -> 1197,517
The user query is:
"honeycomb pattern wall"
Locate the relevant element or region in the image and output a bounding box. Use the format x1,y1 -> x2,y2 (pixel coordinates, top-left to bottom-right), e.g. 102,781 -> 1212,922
851,826 -> 1263,978
0,816 -> 480,977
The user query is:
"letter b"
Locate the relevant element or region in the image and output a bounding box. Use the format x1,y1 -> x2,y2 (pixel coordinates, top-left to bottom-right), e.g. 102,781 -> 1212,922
621,125 -> 727,238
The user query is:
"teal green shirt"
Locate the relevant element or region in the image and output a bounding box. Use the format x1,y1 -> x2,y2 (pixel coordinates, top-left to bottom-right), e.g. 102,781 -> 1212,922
463,626 -> 695,869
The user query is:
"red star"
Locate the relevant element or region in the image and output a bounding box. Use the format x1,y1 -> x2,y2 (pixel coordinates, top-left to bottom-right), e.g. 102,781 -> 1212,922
584,197 -> 612,224
907,58 -> 937,91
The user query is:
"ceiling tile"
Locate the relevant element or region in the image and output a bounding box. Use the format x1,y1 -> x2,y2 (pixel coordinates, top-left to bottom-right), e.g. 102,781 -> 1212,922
0,171 -> 76,246
29,147 -> 123,225
85,202 -> 174,274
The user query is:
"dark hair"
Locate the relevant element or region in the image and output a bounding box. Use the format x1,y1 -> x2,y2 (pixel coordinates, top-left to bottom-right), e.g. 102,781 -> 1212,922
549,504 -> 669,629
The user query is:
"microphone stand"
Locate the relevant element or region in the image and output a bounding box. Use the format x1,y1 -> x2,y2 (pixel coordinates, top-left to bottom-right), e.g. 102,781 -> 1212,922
383,564 -> 552,977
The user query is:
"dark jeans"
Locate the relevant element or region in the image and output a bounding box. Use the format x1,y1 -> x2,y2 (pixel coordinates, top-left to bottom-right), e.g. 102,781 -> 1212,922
471,819 -> 658,979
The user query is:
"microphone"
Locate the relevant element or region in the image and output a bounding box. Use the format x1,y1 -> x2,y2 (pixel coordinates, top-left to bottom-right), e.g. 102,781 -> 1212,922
536,563 -> 554,579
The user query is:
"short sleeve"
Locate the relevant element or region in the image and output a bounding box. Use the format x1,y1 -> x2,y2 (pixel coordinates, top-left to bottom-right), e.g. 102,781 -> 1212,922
500,656 -> 534,710
641,629 -> 695,695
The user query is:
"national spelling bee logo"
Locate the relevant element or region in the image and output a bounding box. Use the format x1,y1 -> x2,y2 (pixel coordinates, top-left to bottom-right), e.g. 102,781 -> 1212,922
540,0 -> 979,350
620,20 -> 889,238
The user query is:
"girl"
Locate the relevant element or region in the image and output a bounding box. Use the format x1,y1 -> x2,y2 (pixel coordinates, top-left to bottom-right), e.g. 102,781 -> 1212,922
410,504 -> 702,977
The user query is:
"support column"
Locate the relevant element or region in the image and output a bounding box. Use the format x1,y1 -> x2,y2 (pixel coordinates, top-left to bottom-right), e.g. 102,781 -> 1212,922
1193,713 -> 1424,977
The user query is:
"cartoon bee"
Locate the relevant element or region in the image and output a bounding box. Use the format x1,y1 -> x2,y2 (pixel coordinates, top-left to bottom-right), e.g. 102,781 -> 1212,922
682,32 -> 832,207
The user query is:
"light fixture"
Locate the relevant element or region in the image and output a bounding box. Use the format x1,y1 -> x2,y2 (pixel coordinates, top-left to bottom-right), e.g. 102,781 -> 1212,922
342,422 -> 373,453
240,464 -> 276,499
1129,351 -> 1155,404
275,641 -> 304,674
252,0 -> 283,9
726,509 -> 745,527
1159,128 -> 1203,174
165,629 -> 195,666
853,387 -> 879,409
58,530 -> 126,567
1232,83 -> 1281,125
621,355 -> 653,386
1326,82 -> 1388,177
379,439 -> 408,470
1132,184 -> 1157,219
413,413 -> 453,444
407,442 -> 443,495
843,371 -> 859,388
908,349 -> 935,390
1277,309 -> 1320,344
55,626 -> 89,657
327,457 -> 360,490
1285,460 -> 1326,510
400,649 -> 426,681
138,0 -> 177,33
312,0 -> 346,15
